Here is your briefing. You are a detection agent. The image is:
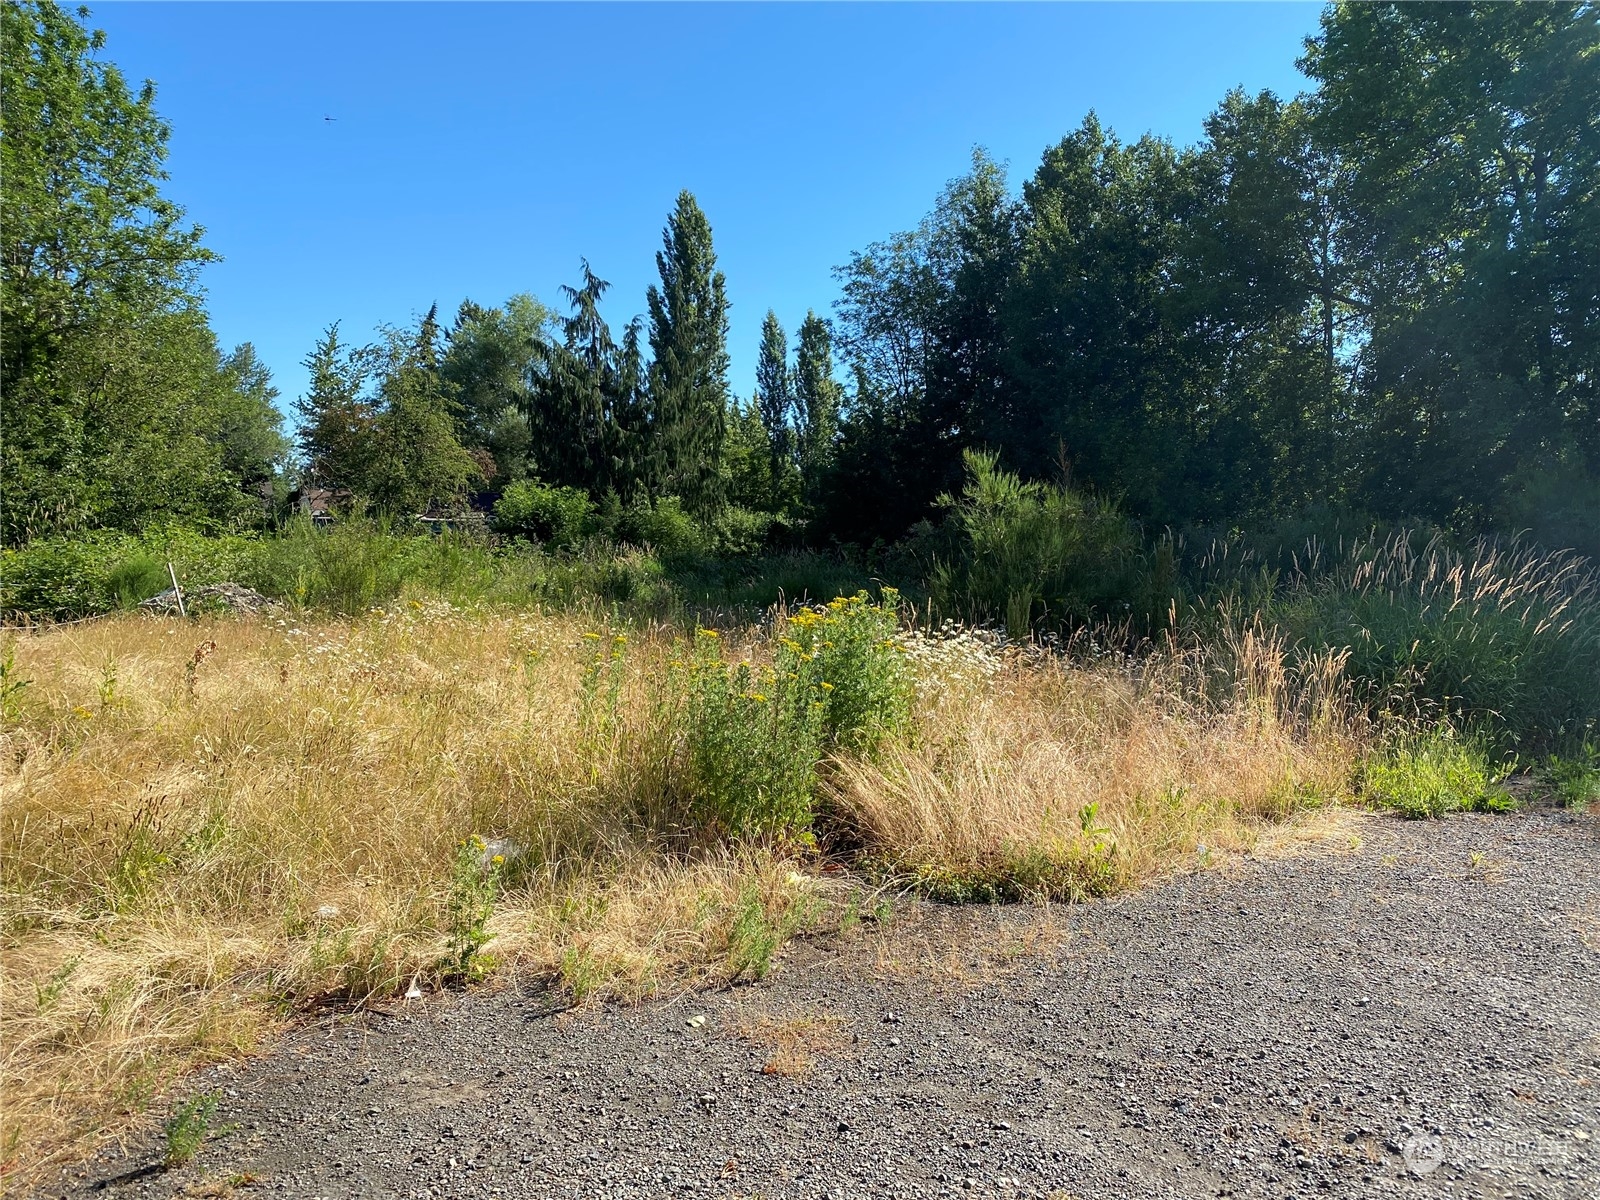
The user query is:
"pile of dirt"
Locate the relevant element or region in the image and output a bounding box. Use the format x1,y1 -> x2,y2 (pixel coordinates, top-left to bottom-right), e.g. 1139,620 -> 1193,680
139,582 -> 280,616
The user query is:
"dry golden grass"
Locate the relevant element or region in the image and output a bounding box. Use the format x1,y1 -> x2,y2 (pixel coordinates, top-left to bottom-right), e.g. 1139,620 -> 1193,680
0,605 -> 1362,1185
737,1009 -> 845,1077
830,623 -> 1362,900
0,605 -> 816,1183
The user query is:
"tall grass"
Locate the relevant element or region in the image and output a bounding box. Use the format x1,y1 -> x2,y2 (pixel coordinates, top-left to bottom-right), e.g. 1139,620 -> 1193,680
0,600 -> 1357,1181
1268,533 -> 1600,749
831,622 -> 1358,901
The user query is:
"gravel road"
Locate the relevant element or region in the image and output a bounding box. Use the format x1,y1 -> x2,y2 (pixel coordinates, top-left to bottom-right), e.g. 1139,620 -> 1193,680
52,809 -> 1600,1200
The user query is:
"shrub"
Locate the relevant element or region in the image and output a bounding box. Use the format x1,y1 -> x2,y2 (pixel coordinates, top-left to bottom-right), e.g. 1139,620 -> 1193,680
701,506 -> 773,558
442,837 -> 501,982
1360,729 -> 1514,819
491,481 -> 594,550
243,518 -> 407,614
0,527 -> 259,618
105,555 -> 169,608
783,590 -> 915,755
680,628 -> 826,839
612,494 -> 701,559
928,450 -> 1165,637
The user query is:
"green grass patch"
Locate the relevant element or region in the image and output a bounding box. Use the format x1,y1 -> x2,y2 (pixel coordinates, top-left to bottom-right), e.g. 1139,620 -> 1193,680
1360,730 -> 1516,819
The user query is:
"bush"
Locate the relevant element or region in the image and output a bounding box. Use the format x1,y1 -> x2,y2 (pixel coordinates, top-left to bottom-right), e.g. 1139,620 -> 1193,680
491,481 -> 593,550
700,506 -> 773,558
928,450 -> 1167,637
243,518 -> 407,614
678,591 -> 914,839
105,555 -> 169,608
612,495 -> 701,559
680,627 -> 826,839
0,526 -> 259,618
783,590 -> 915,755
1360,729 -> 1514,819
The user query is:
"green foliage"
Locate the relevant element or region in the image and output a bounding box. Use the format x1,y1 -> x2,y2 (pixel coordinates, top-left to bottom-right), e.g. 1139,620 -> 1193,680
699,506 -> 773,559
1,3 -> 271,543
104,555 -> 169,608
294,313 -> 480,514
364,311 -> 482,514
612,494 -> 701,559
160,1091 -> 220,1168
782,591 -> 914,755
442,837 -> 501,982
1360,730 -> 1514,820
929,450 -> 1165,637
1,641 -> 32,723
724,883 -> 809,982
442,293 -> 553,482
680,628 -> 826,840
1303,3 -> 1600,526
1539,744 -> 1599,811
492,481 -> 594,550
647,191 -> 731,516
1271,535 -> 1600,750
526,264 -> 649,498
793,311 -> 843,489
0,527 -> 256,618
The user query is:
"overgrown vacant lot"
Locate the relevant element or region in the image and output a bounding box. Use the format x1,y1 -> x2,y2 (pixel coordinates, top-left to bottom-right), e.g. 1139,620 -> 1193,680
2,599 -> 1363,1180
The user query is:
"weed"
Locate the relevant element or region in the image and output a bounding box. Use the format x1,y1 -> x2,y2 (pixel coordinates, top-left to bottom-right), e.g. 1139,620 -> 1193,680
33,957 -> 78,1014
443,837 -> 501,982
0,640 -> 30,722
184,641 -> 218,702
162,1091 -> 221,1168
727,885 -> 782,981
739,1010 -> 844,1077
681,628 -> 826,839
1360,729 -> 1515,819
558,946 -> 606,1002
96,657 -> 120,709
1540,743 -> 1599,810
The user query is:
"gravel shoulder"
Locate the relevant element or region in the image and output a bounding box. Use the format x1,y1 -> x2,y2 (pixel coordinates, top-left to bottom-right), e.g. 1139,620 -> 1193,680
48,809 -> 1600,1200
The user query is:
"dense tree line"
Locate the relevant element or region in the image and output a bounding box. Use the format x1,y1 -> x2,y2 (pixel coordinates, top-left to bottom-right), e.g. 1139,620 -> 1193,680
825,3 -> 1598,554
5,1 -> 1596,557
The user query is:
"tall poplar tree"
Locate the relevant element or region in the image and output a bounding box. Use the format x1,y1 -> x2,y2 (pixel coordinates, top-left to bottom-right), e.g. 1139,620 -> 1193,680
646,191 -> 730,515
754,310 -> 797,506
793,311 -> 842,484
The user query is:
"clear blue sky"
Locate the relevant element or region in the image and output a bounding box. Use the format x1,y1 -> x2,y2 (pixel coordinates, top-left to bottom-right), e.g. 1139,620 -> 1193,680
87,2 -> 1323,420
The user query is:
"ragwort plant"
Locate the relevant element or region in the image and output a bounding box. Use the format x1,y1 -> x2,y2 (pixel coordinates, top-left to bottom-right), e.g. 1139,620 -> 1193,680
782,589 -> 915,755
681,629 -> 826,840
680,591 -> 915,840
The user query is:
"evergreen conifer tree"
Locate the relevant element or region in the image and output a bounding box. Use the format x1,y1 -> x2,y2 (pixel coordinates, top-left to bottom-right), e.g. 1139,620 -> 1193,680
646,191 -> 730,515
754,310 -> 799,510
